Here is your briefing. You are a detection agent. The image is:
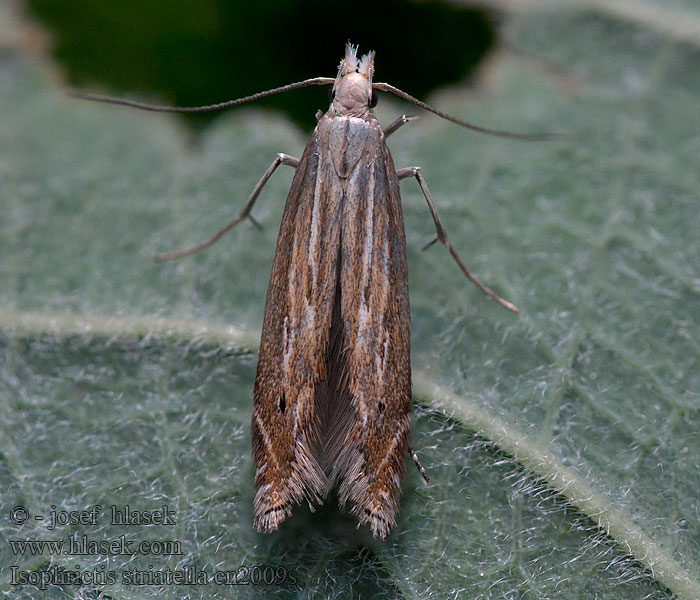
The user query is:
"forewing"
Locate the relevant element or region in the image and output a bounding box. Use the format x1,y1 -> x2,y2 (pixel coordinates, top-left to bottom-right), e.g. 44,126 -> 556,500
334,123 -> 412,539
251,125 -> 343,533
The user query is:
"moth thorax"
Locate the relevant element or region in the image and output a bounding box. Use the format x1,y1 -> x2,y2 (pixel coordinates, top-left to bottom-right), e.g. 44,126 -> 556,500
331,72 -> 372,118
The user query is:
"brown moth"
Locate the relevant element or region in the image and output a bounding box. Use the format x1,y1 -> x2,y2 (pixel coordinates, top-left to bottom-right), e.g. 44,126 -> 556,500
249,46 -> 532,538
74,43 -> 558,539
251,47 -> 411,538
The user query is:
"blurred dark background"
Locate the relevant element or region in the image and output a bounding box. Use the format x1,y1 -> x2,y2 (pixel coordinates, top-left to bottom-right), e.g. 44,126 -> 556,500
27,0 -> 498,129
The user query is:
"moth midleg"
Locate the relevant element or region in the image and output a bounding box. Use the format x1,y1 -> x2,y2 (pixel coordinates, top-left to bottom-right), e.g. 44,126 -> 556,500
396,166 -> 518,313
382,114 -> 418,138
155,153 -> 299,261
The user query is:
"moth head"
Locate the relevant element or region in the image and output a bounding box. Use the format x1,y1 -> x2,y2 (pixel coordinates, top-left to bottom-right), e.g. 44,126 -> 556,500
329,43 -> 376,117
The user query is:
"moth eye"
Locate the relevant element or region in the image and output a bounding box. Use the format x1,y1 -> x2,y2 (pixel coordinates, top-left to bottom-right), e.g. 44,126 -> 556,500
368,93 -> 378,108
279,394 -> 286,413
328,88 -> 336,102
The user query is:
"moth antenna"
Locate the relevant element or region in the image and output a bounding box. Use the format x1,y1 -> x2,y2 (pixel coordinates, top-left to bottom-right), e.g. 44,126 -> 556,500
69,77 -> 335,113
372,82 -> 568,141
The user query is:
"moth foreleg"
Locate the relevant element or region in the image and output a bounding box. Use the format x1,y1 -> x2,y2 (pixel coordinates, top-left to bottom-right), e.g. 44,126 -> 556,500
397,166 -> 518,313
155,153 -> 299,261
383,114 -> 418,138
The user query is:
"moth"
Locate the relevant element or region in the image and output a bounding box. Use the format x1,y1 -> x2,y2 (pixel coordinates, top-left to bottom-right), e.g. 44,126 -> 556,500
75,43 -> 557,539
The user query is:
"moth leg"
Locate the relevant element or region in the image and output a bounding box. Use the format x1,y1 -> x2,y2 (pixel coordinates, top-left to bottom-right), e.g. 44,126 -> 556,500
409,447 -> 430,483
155,153 -> 300,261
396,166 -> 518,313
383,114 -> 418,138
